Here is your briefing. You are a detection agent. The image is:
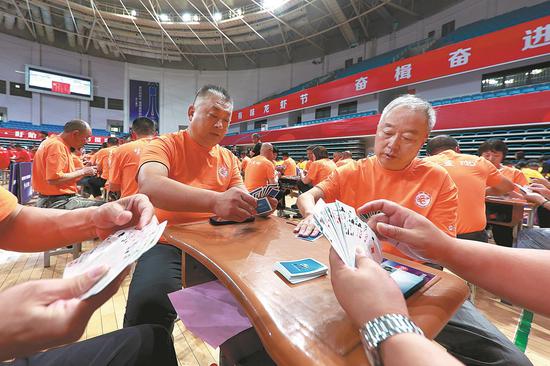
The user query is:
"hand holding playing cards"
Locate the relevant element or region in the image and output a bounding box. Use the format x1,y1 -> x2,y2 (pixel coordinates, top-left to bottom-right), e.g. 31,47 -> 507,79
532,178 -> 550,189
330,248 -> 407,327
294,215 -> 320,237
0,265 -> 129,360
213,187 -> 257,221
358,200 -> 452,262
92,193 -> 155,239
528,183 -> 550,200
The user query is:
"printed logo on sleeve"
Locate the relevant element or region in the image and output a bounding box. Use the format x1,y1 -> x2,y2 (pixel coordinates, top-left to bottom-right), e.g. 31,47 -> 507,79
218,165 -> 229,178
415,191 -> 432,208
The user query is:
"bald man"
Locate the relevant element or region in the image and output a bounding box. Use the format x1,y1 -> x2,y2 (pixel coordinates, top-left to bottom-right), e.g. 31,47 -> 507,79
32,119 -> 102,209
244,143 -> 277,191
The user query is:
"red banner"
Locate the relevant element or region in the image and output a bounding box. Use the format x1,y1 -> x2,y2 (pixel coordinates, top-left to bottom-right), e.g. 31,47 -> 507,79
221,91 -> 550,145
52,81 -> 71,95
0,128 -> 109,144
231,16 -> 550,124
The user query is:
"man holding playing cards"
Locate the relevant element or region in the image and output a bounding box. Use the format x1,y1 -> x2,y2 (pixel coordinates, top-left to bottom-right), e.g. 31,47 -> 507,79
295,94 -> 531,366
125,85 -> 277,333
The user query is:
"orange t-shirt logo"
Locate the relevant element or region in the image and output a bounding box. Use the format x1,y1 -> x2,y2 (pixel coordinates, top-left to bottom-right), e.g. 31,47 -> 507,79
415,191 -> 432,208
218,165 -> 229,178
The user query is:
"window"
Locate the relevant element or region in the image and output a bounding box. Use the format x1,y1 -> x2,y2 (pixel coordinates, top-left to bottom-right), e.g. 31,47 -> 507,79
338,101 -> 357,116
357,57 -> 363,63
107,98 -> 124,110
90,96 -> 105,108
254,119 -> 267,130
109,126 -> 122,133
9,82 -> 32,98
428,30 -> 435,38
481,61 -> 550,92
0,80 -> 5,94
345,58 -> 353,68
315,106 -> 331,119
178,125 -> 187,131
441,21 -> 455,37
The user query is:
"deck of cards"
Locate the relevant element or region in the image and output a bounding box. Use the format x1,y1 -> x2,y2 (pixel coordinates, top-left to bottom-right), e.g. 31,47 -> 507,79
63,219 -> 167,299
312,199 -> 382,267
250,184 -> 280,215
274,258 -> 328,284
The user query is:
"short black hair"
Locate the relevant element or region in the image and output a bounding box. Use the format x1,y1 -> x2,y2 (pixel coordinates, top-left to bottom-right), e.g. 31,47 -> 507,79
132,117 -> 156,135
64,119 -> 89,133
193,84 -> 232,105
306,145 -> 317,152
426,135 -> 458,155
107,137 -> 119,145
478,139 -> 508,156
312,146 -> 329,160
101,142 -> 108,148
14,144 -> 22,148
282,152 -> 289,157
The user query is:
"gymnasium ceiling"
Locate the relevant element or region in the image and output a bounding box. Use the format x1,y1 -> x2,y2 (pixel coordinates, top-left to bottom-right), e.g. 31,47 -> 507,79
0,0 -> 462,70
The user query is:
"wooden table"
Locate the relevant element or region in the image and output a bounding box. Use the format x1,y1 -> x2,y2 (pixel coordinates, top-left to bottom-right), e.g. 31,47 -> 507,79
164,217 -> 469,366
485,196 -> 536,228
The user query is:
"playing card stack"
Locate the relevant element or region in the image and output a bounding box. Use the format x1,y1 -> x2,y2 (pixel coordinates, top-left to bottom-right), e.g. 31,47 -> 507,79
274,258 -> 328,284
249,184 -> 280,215
312,199 -> 383,267
63,219 -> 167,299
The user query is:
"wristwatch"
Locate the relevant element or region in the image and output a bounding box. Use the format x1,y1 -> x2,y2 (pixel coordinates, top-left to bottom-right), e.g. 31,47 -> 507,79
359,313 -> 424,366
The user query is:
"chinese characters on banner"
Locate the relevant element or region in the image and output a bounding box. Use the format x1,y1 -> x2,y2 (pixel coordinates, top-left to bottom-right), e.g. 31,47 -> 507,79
231,16 -> 550,124
129,80 -> 160,124
52,81 -> 71,95
0,128 -> 108,144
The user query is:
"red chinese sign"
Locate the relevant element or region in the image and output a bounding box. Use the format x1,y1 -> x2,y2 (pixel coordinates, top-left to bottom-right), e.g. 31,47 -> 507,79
52,81 -> 71,95
231,16 -> 550,123
0,128 -> 108,144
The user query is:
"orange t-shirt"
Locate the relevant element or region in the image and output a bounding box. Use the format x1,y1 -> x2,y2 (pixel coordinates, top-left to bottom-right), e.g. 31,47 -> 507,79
72,155 -> 84,169
139,130 -> 243,226
109,137 -> 152,197
0,149 -> 10,169
335,158 -> 353,167
0,186 -> 18,222
100,146 -> 117,180
317,156 -> 458,261
305,160 -> 312,171
425,150 -> 503,234
499,165 -> 528,186
15,150 -> 32,162
241,156 -> 251,173
307,158 -> 337,186
93,148 -> 110,175
282,157 -> 297,176
244,155 -> 276,191
32,135 -> 77,195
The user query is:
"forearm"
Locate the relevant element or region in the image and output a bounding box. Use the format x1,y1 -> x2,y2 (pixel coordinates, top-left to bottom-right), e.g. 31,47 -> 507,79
48,170 -> 83,184
139,175 -> 219,212
380,333 -> 462,365
297,192 -> 316,216
0,206 -> 97,251
440,239 -> 550,316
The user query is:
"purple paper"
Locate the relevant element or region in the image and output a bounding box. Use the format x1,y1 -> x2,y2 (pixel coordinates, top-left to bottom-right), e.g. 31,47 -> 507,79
168,281 -> 252,348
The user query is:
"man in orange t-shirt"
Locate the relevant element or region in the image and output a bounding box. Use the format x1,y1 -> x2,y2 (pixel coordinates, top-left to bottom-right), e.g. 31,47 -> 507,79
108,117 -> 156,198
13,145 -> 32,162
294,95 -> 528,366
425,135 -> 514,242
335,151 -> 354,167
0,147 -> 10,169
298,146 -> 337,192
124,85 -> 277,332
239,150 -> 251,174
281,152 -> 297,176
244,143 -> 276,191
478,139 -> 530,247
84,137 -> 119,197
32,119 -> 100,209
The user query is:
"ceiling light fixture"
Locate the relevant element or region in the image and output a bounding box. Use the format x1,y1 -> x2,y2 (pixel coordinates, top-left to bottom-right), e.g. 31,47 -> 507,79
262,0 -> 284,11
181,12 -> 192,22
130,9 -> 137,17
192,14 -> 200,22
213,12 -> 222,22
159,13 -> 170,22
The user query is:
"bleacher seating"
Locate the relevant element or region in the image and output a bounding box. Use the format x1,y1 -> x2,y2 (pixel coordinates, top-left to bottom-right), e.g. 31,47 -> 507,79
420,124 -> 550,159
273,138 -> 366,161
294,110 -> 377,127
431,2 -> 550,50
0,120 -> 116,138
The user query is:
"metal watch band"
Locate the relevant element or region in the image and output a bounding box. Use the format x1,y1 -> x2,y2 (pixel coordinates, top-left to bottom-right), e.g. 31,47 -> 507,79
361,313 -> 424,349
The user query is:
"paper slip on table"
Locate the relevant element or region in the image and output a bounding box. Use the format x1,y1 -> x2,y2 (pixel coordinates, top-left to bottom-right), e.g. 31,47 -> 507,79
164,216 -> 469,366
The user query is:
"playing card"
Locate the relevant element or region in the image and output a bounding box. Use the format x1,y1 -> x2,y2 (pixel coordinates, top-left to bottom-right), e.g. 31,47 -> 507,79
295,232 -> 322,242
63,219 -> 167,299
256,197 -> 272,215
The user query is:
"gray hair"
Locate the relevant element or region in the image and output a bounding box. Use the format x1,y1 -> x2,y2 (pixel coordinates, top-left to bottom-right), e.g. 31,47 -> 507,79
380,95 -> 436,131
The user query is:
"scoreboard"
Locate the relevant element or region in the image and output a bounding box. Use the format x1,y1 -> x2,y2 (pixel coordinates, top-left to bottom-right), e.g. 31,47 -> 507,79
25,65 -> 93,101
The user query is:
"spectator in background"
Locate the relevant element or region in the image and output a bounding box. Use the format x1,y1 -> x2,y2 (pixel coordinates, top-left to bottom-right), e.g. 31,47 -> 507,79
540,154 -> 550,178
426,135 -> 514,242
239,151 -> 251,175
251,133 -> 262,157
332,151 -> 343,164
298,146 -> 337,192
281,152 -> 297,176
0,146 -> 10,169
85,138 -> 119,198
304,144 -> 317,172
13,144 -> 32,162
478,139 -> 529,247
521,159 -> 544,182
336,151 -> 354,167
244,143 -> 277,192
